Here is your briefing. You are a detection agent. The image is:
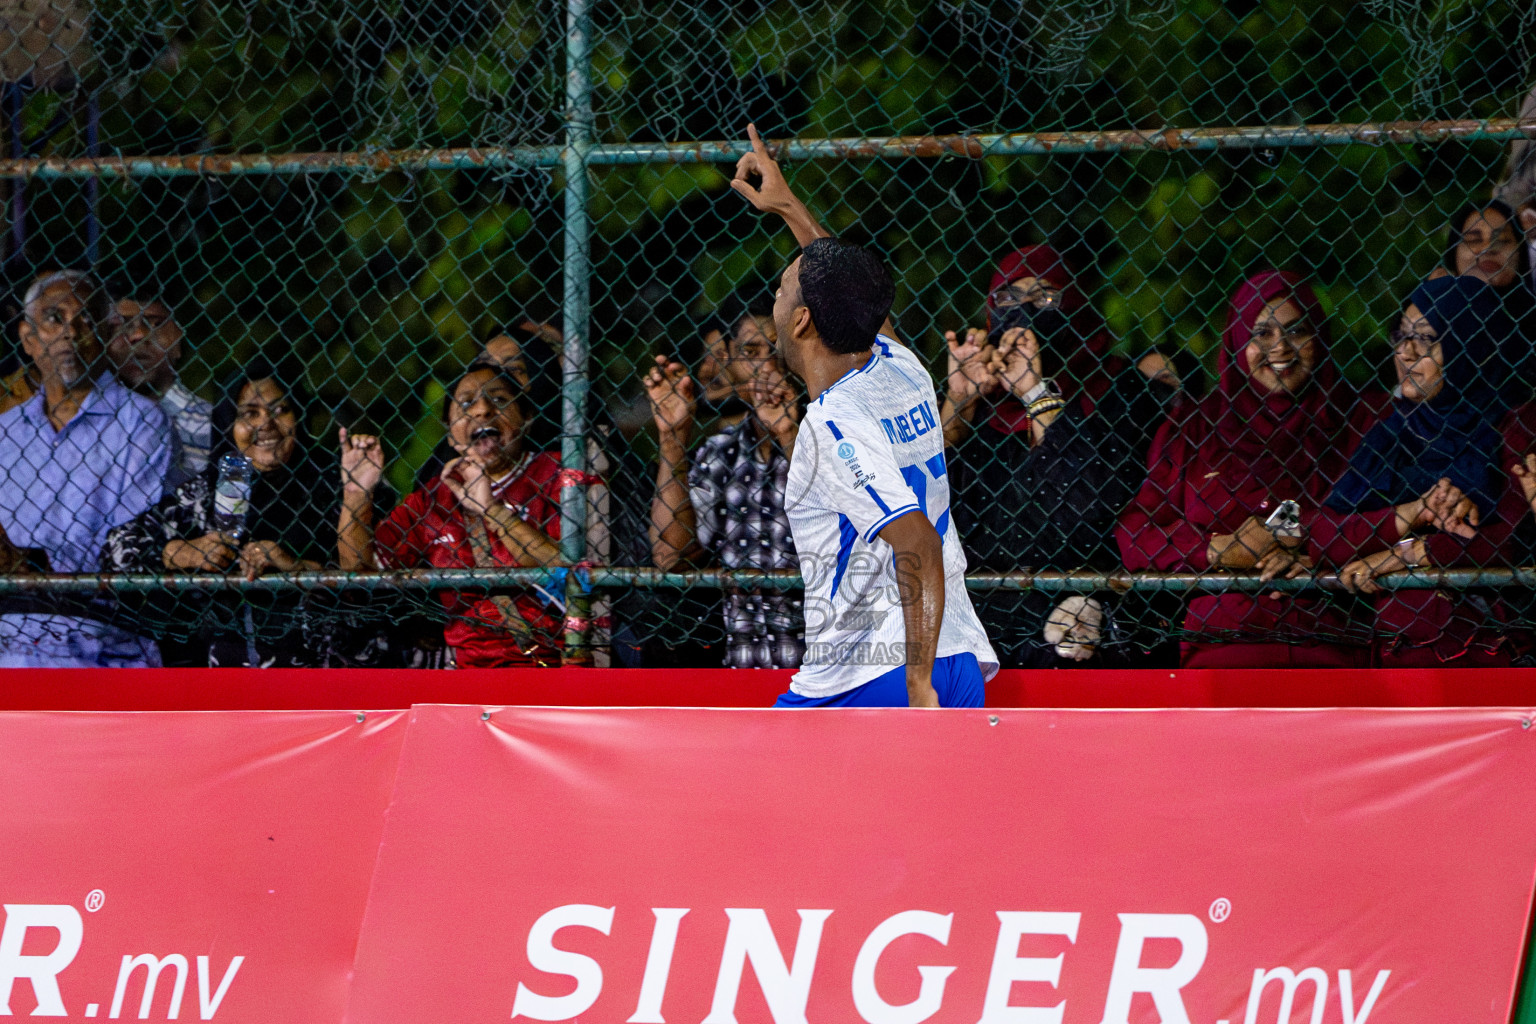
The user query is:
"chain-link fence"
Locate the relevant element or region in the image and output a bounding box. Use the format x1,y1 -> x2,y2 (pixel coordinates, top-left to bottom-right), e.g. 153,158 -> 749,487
2,0 -> 1536,669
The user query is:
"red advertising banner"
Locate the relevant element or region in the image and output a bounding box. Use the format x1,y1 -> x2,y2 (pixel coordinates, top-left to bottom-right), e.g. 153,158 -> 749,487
345,705 -> 1536,1024
8,705 -> 1536,1024
0,710 -> 407,1023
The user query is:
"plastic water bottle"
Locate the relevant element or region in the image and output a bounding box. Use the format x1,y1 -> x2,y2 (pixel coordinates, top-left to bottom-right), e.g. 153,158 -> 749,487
213,453 -> 253,539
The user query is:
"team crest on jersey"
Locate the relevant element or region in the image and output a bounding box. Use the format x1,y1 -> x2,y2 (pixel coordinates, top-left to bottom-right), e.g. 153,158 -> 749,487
836,437 -> 874,487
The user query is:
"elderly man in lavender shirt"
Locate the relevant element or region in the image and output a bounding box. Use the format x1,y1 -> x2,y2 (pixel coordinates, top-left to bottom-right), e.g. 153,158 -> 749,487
0,270 -> 173,666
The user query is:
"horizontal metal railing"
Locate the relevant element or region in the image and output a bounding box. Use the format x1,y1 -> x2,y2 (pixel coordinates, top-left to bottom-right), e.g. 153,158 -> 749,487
1,567 -> 1532,594
1,118 -> 1532,178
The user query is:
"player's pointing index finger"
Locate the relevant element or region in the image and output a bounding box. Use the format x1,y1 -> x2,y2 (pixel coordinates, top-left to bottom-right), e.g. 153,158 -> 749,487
747,122 -> 768,158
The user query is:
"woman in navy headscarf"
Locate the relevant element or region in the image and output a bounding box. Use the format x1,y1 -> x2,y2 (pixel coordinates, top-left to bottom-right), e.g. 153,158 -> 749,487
1311,276 -> 1535,665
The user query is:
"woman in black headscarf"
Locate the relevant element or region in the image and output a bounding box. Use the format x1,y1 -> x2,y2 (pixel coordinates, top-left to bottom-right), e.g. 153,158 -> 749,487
103,359 -> 391,666
1310,276 -> 1535,665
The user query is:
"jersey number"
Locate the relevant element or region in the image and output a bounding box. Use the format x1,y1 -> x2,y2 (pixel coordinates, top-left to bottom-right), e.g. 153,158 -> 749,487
899,453 -> 950,536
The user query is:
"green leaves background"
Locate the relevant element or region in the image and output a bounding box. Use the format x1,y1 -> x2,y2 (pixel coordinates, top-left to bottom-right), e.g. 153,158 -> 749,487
5,0 -> 1533,492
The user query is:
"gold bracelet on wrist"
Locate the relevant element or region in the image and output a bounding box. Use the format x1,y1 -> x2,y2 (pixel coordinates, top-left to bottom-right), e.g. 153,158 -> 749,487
1027,396 -> 1066,417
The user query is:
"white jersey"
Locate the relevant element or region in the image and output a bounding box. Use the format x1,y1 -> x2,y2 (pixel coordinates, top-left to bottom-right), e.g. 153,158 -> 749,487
784,335 -> 997,697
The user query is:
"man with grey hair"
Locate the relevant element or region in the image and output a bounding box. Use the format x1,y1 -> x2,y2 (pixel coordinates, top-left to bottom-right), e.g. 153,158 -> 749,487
0,269 -> 172,666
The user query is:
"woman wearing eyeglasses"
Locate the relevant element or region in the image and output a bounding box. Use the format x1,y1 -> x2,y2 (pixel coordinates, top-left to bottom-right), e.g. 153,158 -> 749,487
366,361 -> 568,668
1313,276 -> 1535,666
941,245 -> 1130,450
1117,271 -> 1391,668
945,245 -> 1184,666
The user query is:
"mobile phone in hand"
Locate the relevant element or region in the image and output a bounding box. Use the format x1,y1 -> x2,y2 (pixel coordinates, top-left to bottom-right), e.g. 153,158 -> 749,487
1264,500 -> 1303,539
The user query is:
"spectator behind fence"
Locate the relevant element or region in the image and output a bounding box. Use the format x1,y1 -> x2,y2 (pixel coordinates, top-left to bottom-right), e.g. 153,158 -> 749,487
608,304 -> 773,667
1444,201 -> 1536,396
417,324 -> 631,663
106,295 -> 215,487
1117,271 -> 1389,668
947,246 -> 1181,666
417,323 -> 559,488
1317,276 -> 1532,665
696,320 -> 743,420
484,321 -> 623,664
940,245 -> 1129,449
102,360 -> 393,666
0,270 -> 172,667
695,296 -> 767,426
1495,83 -> 1536,292
370,363 -> 568,668
645,307 -> 804,669
1443,199 -> 1530,295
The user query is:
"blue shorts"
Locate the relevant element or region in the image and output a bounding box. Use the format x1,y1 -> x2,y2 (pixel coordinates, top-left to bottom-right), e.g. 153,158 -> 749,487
773,652 -> 985,708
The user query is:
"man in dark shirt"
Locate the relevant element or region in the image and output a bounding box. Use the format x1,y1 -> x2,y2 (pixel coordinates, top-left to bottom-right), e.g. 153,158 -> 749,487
645,312 -> 805,668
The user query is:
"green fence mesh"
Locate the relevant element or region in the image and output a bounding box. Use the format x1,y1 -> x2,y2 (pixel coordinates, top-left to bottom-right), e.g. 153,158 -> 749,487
3,0 -> 1536,669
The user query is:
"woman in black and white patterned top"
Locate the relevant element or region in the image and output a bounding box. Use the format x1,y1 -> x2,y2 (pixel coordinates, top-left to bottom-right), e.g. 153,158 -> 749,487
103,359 -> 392,666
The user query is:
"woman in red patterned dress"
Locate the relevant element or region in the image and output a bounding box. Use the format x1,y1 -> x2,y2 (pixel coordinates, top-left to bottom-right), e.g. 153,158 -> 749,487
369,363 -> 566,667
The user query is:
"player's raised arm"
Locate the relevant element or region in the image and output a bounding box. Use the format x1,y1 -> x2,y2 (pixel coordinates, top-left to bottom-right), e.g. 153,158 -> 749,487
732,123 -> 901,343
878,510 -> 945,708
730,123 -> 831,249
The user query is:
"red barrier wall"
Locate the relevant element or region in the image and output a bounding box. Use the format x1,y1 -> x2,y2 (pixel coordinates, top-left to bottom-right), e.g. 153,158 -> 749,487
6,705 -> 1535,1022
2,666 -> 1535,710
0,710 -> 407,1022
347,705 -> 1536,1023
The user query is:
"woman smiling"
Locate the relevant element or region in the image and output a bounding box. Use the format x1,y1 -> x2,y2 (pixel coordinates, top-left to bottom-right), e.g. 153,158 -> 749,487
1116,271 -> 1389,667
103,360 -> 388,666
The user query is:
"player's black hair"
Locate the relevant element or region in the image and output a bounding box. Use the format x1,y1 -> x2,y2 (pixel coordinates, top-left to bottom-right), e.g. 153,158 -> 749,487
797,237 -> 895,355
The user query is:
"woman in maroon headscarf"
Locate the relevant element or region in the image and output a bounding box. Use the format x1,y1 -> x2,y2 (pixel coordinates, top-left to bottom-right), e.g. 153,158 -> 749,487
942,245 -> 1128,447
1116,270 -> 1390,667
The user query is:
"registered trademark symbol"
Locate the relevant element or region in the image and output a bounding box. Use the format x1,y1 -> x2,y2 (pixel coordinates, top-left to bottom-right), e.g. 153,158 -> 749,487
84,889 -> 105,913
1208,897 -> 1231,923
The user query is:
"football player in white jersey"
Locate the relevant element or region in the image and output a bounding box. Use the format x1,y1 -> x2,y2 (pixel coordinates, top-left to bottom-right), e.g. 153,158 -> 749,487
731,125 -> 998,707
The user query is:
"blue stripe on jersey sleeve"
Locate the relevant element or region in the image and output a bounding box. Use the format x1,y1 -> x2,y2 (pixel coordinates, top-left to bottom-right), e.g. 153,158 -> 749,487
830,514 -> 857,599
864,484 -> 892,515
825,420 -> 844,441
863,504 -> 921,544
